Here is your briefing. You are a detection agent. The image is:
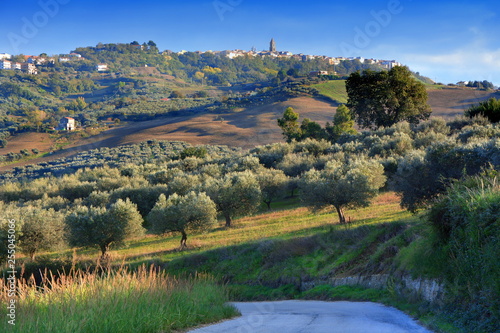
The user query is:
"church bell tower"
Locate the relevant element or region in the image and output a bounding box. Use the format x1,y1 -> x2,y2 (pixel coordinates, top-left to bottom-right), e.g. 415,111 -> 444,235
270,38 -> 276,52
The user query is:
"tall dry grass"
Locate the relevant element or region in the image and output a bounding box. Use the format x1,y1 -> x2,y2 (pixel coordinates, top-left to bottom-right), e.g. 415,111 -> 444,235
0,265 -> 237,333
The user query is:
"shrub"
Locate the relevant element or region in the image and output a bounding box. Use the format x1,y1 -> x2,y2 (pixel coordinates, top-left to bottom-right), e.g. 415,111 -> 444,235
180,146 -> 207,160
427,172 -> 500,331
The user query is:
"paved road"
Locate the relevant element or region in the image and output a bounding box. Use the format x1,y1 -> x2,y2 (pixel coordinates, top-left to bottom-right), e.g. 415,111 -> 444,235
189,300 -> 433,333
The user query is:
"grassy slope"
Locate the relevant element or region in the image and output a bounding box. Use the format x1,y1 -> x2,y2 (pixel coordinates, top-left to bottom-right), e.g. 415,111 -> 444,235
21,192 -> 461,332
311,80 -> 348,104
62,193 -> 406,264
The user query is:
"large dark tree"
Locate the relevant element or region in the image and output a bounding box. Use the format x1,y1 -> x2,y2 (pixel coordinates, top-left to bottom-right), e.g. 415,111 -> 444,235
346,66 -> 431,129
465,97 -> 500,123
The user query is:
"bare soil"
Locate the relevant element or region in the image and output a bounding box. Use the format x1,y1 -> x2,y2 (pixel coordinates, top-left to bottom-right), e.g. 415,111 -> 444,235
1,87 -> 499,172
0,132 -> 53,156
427,86 -> 500,118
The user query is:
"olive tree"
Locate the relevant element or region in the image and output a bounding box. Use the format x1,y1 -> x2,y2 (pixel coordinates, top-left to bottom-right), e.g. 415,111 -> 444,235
252,142 -> 293,168
167,173 -> 201,196
110,185 -> 169,217
18,207 -> 66,260
65,199 -> 145,259
256,168 -> 289,209
276,153 -> 316,178
203,171 -> 261,227
300,158 -> 386,224
0,204 -> 65,261
147,191 -> 217,248
393,139 -> 493,212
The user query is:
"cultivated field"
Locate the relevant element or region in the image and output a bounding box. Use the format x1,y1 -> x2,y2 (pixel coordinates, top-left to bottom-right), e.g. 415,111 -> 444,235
427,86 -> 500,118
1,87 -> 498,171
0,132 -> 53,156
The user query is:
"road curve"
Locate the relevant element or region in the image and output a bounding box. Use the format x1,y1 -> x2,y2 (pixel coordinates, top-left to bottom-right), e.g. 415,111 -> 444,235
188,300 -> 433,333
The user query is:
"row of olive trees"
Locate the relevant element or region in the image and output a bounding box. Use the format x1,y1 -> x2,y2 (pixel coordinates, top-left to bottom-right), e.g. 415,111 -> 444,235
0,199 -> 145,262
2,116 -> 498,260
0,150 -> 388,260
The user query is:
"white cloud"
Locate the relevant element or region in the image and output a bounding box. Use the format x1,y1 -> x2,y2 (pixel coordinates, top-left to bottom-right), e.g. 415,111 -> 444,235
401,47 -> 500,85
366,40 -> 500,86
410,49 -> 500,69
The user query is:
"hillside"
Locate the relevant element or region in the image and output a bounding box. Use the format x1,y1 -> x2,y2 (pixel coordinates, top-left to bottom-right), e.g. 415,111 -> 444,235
427,86 -> 500,118
1,85 -> 498,171
311,80 -> 348,104
1,53 -> 499,175
4,190 -> 498,332
0,96 -> 336,171
1,118 -> 499,332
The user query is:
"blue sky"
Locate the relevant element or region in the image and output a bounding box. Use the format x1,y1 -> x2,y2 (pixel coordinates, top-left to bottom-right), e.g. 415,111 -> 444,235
1,0 -> 498,86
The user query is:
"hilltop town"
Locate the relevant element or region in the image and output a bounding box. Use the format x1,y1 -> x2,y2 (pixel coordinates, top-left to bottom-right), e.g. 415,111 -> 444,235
0,38 -> 402,76
176,38 -> 402,71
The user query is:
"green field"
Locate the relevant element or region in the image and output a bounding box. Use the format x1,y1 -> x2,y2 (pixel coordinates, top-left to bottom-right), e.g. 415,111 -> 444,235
311,80 -> 348,104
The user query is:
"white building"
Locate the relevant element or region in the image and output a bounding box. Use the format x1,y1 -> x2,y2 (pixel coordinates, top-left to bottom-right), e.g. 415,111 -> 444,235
0,53 -> 11,60
96,64 -> 108,72
21,63 -> 38,75
309,70 -> 329,76
57,117 -> 76,131
0,60 -> 12,70
380,60 -> 402,69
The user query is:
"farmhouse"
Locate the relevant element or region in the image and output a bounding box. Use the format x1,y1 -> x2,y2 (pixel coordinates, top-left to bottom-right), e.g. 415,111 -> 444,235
309,70 -> 329,76
96,64 -> 108,72
57,117 -> 76,131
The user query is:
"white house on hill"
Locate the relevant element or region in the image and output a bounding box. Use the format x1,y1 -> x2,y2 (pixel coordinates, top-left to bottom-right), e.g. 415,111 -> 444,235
57,117 -> 76,131
96,64 -> 108,72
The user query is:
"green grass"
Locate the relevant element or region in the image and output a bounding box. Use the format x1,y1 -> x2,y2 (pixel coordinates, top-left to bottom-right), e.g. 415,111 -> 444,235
20,192 -> 408,267
59,192 -> 408,266
0,266 -> 238,333
301,285 -> 392,302
6,192 -> 474,333
311,80 -> 348,104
